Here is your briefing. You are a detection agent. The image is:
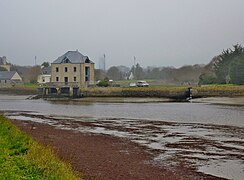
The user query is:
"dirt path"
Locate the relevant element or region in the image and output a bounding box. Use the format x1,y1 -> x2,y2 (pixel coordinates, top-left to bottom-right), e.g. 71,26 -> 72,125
11,120 -> 222,180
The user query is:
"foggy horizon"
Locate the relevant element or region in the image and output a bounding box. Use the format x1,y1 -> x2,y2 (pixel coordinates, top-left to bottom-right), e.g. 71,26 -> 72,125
1,0 -> 244,68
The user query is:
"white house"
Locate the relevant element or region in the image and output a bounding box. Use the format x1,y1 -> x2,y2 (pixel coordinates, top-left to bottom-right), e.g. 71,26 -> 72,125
37,66 -> 51,84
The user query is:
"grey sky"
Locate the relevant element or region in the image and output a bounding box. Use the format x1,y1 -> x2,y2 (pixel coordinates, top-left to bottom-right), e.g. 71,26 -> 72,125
0,0 -> 244,68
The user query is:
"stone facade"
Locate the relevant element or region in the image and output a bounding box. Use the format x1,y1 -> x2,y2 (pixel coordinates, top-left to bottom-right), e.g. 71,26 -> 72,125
51,51 -> 95,88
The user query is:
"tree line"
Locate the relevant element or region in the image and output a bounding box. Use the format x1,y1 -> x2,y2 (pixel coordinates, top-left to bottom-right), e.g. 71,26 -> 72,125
199,44 -> 244,85
95,63 -> 204,85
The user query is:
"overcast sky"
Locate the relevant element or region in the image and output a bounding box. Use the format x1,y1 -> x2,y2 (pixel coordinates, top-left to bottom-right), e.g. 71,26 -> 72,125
0,0 -> 244,68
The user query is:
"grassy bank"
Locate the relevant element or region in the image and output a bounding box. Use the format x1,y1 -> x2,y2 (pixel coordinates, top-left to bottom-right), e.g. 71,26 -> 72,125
193,85 -> 244,97
85,87 -> 187,98
1,84 -> 243,98
0,114 -> 80,179
0,84 -> 38,95
85,85 -> 244,99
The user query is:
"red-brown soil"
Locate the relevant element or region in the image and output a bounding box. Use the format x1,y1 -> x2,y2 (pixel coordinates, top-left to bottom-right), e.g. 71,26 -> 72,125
11,120 -> 223,180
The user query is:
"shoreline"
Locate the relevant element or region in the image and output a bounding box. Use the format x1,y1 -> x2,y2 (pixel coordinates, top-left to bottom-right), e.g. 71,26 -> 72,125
10,119 -> 222,180
1,85 -> 244,100
1,94 -> 244,106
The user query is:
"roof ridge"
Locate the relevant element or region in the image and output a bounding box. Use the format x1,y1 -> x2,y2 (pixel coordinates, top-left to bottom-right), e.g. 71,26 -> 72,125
52,50 -> 94,64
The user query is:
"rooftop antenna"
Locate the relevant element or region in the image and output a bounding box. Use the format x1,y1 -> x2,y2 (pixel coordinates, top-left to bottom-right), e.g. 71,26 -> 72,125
134,56 -> 136,78
104,54 -> 106,71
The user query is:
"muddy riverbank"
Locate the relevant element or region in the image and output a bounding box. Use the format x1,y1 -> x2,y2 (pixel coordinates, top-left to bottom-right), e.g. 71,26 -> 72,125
1,95 -> 243,179
11,119 -> 221,180
5,110 -> 243,180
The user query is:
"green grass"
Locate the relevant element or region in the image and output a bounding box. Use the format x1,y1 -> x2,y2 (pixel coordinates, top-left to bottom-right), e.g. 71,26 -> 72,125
201,84 -> 236,87
15,83 -> 40,89
0,115 -> 80,180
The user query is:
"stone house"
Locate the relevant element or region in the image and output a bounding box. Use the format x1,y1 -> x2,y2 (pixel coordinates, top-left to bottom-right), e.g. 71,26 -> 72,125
51,50 -> 95,88
0,71 -> 23,87
0,56 -> 11,71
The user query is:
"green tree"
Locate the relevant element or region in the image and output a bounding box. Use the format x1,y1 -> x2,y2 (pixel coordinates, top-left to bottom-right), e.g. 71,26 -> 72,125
229,56 -> 244,85
214,44 -> 244,83
97,79 -> 109,87
107,66 -> 122,80
198,73 -> 217,85
94,69 -> 107,81
41,62 -> 50,67
131,63 -> 145,80
27,66 -> 41,83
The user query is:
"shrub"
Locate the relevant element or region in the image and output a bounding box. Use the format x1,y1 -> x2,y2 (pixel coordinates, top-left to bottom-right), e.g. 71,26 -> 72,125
199,73 -> 218,85
97,80 -> 109,87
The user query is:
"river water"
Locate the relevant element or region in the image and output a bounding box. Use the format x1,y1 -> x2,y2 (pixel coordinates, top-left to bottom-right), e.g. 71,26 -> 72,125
0,95 -> 244,179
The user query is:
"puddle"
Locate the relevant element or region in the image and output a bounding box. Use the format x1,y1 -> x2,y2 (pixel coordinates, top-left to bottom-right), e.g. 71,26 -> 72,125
198,159 -> 244,180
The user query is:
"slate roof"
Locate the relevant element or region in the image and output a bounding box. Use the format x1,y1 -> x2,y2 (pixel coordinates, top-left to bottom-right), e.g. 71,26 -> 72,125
41,66 -> 51,74
0,57 -> 4,65
0,71 -> 16,80
52,51 -> 94,64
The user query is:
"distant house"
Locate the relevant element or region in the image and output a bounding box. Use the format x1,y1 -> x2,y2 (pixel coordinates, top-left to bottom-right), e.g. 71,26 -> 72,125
0,71 -> 23,87
37,66 -> 51,84
0,56 -> 11,71
128,72 -> 134,80
51,50 -> 95,88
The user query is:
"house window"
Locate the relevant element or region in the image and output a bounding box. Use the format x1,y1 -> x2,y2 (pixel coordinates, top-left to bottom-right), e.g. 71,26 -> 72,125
85,66 -> 90,82
65,67 -> 68,72
85,58 -> 90,63
74,67 -> 77,72
56,77 -> 59,82
64,77 -> 68,85
62,57 -> 70,63
5,80 -> 7,83
56,67 -> 59,72
74,77 -> 77,82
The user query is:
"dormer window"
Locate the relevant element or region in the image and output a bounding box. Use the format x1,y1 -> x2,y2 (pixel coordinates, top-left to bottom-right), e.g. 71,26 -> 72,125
85,58 -> 90,63
62,57 -> 70,63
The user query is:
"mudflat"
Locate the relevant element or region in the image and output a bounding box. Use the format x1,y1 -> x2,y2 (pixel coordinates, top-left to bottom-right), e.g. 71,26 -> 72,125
11,119 -> 221,180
